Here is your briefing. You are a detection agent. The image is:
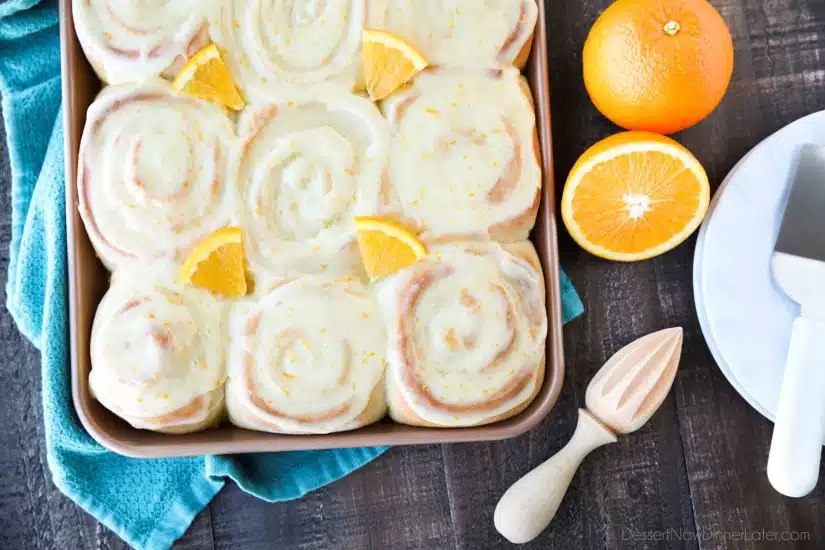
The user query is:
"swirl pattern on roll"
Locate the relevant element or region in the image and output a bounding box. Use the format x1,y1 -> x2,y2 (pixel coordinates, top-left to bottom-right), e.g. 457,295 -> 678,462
381,66 -> 542,242
236,90 -> 390,276
211,1 -> 369,100
78,80 -> 236,270
227,275 -> 387,434
378,241 -> 547,427
73,0 -> 214,84
89,269 -> 227,433
373,0 -> 538,68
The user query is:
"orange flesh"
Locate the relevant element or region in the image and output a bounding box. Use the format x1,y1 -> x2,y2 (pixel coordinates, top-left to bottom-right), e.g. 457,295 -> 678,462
364,43 -> 419,100
175,47 -> 244,110
189,241 -> 247,297
570,151 -> 703,254
357,229 -> 420,279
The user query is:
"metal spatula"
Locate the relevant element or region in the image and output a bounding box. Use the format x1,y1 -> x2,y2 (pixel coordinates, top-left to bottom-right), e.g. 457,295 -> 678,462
767,144 -> 825,497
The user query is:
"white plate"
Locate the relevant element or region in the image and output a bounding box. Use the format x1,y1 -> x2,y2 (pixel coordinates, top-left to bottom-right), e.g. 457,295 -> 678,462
693,110 -> 825,423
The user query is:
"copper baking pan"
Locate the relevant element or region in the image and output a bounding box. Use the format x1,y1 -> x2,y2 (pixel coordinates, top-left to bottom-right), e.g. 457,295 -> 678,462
60,0 -> 566,458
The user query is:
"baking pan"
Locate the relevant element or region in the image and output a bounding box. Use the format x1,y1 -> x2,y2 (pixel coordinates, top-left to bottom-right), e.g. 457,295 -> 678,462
60,0 -> 566,458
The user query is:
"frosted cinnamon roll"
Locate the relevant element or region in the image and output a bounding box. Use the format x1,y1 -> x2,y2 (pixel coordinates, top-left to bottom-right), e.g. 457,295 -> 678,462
73,0 -> 215,84
226,275 -> 387,434
77,80 -> 236,270
374,0 -> 538,68
89,268 -> 227,434
236,90 -> 390,277
381,66 -> 542,242
378,241 -> 548,427
211,1 -> 370,100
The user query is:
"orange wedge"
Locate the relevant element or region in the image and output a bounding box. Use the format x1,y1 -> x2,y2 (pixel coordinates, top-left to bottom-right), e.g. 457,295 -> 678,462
172,43 -> 245,110
355,216 -> 427,279
361,29 -> 428,101
179,227 -> 248,297
561,131 -> 710,262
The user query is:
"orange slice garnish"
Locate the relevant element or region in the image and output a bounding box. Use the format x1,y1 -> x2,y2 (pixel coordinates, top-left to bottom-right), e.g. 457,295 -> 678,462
355,216 -> 427,279
179,227 -> 248,297
172,43 -> 245,110
361,29 -> 428,101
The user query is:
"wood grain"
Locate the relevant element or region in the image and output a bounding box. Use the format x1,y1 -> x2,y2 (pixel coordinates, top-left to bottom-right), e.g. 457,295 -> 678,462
3,0 -> 825,548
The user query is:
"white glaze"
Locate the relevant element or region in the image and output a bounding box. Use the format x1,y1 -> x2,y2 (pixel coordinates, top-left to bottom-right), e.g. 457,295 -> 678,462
89,266 -> 227,432
211,0 -> 372,100
73,0 -> 216,83
235,89 -> 390,277
372,0 -> 538,67
378,241 -> 547,427
381,67 -> 541,241
226,275 -> 387,434
77,80 -> 236,270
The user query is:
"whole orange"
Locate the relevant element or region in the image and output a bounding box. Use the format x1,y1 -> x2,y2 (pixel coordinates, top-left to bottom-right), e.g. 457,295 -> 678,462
582,0 -> 734,134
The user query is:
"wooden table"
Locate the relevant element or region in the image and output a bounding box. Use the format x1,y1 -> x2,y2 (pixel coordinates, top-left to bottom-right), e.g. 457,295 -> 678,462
2,1 -> 825,548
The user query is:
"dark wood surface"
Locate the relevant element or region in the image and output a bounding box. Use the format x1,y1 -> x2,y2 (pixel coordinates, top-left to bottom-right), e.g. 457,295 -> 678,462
3,0 -> 825,548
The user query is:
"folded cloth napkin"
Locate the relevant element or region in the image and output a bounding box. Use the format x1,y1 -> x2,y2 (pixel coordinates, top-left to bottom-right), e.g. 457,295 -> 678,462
0,1 -> 585,549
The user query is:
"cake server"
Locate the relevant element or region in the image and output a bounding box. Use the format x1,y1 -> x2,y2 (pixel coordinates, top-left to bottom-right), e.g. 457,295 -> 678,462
493,327 -> 683,544
767,144 -> 825,497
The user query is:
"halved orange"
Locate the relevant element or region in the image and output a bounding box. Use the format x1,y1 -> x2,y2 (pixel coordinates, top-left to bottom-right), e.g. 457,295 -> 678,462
172,43 -> 245,110
179,227 -> 248,297
355,216 -> 427,279
561,131 -> 710,261
361,29 -> 428,101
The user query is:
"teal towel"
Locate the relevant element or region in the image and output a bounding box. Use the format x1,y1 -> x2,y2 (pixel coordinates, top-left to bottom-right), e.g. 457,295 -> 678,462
0,2 -> 585,549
